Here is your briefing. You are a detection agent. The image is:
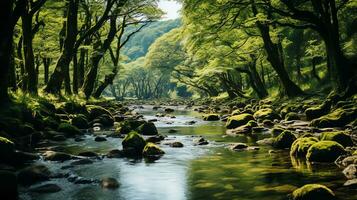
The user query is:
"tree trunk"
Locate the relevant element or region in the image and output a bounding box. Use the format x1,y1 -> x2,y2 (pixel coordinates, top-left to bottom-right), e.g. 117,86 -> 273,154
82,17 -> 117,99
78,48 -> 86,88
44,0 -> 78,94
0,0 -> 14,102
22,12 -> 38,94
311,57 -> 321,81
43,58 -> 50,84
248,61 -> 268,98
72,53 -> 78,94
93,68 -> 117,98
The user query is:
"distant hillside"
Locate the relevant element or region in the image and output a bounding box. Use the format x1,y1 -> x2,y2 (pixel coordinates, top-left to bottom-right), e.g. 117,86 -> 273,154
123,18 -> 181,61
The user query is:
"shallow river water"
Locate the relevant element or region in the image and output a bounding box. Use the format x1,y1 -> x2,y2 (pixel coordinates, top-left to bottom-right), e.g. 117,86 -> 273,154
20,105 -> 355,200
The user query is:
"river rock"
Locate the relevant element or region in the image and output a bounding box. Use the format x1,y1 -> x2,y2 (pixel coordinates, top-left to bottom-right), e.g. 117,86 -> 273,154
273,131 -> 296,149
106,149 -> 123,158
306,141 -> 346,162
57,123 -> 82,137
43,151 -> 72,161
146,135 -> 165,143
320,131 -> 353,147
101,177 -> 119,189
291,184 -> 336,200
290,137 -> 319,157
18,165 -> 51,185
193,137 -> 208,145
170,141 -> 184,148
229,143 -> 248,151
202,114 -> 220,121
29,184 -> 61,193
343,164 -> 356,179
70,159 -> 93,166
95,136 -> 107,142
71,114 -> 89,129
226,114 -> 254,129
78,151 -> 99,158
343,179 -> 357,188
122,131 -> 146,156
0,136 -> 15,162
137,122 -> 158,135
143,142 -> 165,157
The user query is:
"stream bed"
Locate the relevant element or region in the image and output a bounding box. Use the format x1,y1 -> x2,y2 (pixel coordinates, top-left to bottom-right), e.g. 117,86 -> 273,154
19,105 -> 355,200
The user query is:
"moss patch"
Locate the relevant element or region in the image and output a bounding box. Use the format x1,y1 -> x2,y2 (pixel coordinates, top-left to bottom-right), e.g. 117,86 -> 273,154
253,108 -> 279,120
57,123 -> 82,137
291,184 -> 336,200
310,107 -> 357,128
290,137 -> 319,157
320,131 -> 353,147
143,142 -> 165,157
226,114 -> 254,129
273,131 -> 297,149
306,141 -> 346,162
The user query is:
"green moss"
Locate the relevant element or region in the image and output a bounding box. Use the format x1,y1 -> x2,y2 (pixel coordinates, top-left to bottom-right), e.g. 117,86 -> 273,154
137,122 -> 158,135
320,131 -> 353,147
310,108 -> 357,128
225,114 -> 254,129
306,141 -> 346,162
143,142 -> 165,157
231,109 -> 241,116
273,131 -> 297,149
122,131 -> 146,155
291,184 -> 336,200
305,101 -> 331,120
0,136 -> 15,159
285,112 -> 300,121
202,114 -> 220,121
290,137 -> 319,157
57,123 -> 82,137
246,120 -> 258,128
253,108 -> 279,120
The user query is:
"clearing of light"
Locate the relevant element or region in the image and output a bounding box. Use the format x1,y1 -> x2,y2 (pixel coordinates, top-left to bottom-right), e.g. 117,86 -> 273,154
158,0 -> 182,20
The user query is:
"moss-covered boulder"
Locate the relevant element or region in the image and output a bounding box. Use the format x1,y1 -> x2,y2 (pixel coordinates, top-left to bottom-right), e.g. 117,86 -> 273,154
122,131 -> 146,156
285,112 -> 300,121
226,114 -> 254,129
0,137 -> 15,161
0,170 -> 18,200
60,101 -> 87,115
321,131 -> 353,147
86,105 -> 112,120
310,108 -> 357,128
291,184 -> 336,200
253,108 -> 279,120
202,114 -> 220,121
271,127 -> 285,136
306,141 -> 346,162
137,122 -> 158,135
71,114 -> 89,129
305,101 -> 331,120
142,142 -> 165,157
97,114 -> 114,127
43,151 -> 72,161
273,131 -> 296,149
57,123 -> 82,137
290,137 -> 319,157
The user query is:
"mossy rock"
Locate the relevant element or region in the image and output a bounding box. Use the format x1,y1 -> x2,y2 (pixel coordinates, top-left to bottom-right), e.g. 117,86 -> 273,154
306,141 -> 346,162
142,142 -> 165,157
290,137 -> 319,157
122,131 -> 146,156
320,131 -> 353,147
97,114 -> 114,127
42,116 -> 60,130
202,114 -> 220,121
71,114 -> 89,129
305,101 -> 331,120
60,101 -> 87,115
57,123 -> 82,137
273,131 -> 296,149
253,108 -> 280,120
0,136 -> 15,161
246,120 -> 258,128
310,108 -> 357,128
271,127 -> 285,136
137,122 -> 158,135
226,114 -> 254,129
291,184 -> 336,200
231,109 -> 241,116
86,105 -> 112,120
285,112 -> 300,121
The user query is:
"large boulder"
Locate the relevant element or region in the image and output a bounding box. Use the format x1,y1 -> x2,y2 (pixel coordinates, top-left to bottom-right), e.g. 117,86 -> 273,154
290,137 -> 319,157
305,101 -> 331,120
122,131 -> 146,156
253,108 -> 279,121
226,114 -> 254,129
273,131 -> 296,149
137,122 -> 158,135
71,114 -> 89,129
306,141 -> 346,162
291,184 -> 336,200
57,123 -> 82,137
202,114 -> 220,121
17,165 -> 51,185
0,136 -> 15,161
142,142 -> 165,157
310,107 -> 357,128
86,105 -> 112,120
320,131 -> 353,147
0,170 -> 18,200
96,114 -> 114,127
